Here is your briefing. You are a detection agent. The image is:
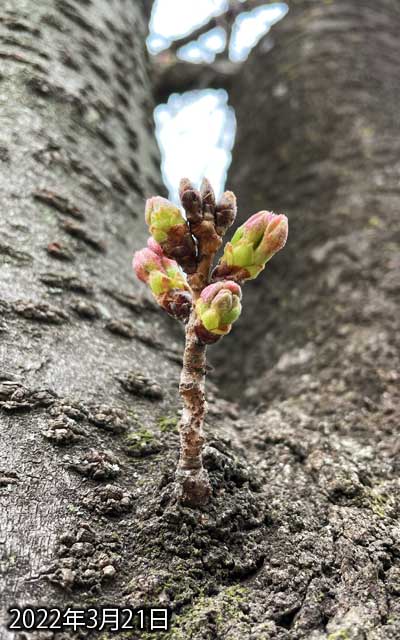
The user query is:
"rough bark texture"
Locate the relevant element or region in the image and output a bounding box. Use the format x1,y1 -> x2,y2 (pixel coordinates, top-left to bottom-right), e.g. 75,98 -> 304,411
0,0 -> 184,631
1,1 -> 400,640
211,0 -> 400,637
0,2 -> 270,639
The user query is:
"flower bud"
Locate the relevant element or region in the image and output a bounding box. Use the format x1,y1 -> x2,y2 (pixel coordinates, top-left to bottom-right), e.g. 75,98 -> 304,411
132,247 -> 164,284
147,257 -> 188,296
145,196 -> 197,274
195,281 -> 242,343
158,290 -> 192,322
213,211 -> 288,281
179,178 -> 223,257
215,191 -> 237,236
146,237 -> 164,256
200,177 -> 216,216
179,178 -> 203,225
145,196 -> 184,242
133,245 -> 192,321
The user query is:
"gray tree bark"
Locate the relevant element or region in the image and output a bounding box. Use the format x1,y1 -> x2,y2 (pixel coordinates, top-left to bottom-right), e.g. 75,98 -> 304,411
1,1 -> 399,639
212,0 -> 400,637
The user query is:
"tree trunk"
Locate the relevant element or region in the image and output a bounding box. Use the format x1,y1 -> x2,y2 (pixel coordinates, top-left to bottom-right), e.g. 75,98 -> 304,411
0,0 -> 183,629
1,1 -> 399,640
0,2 -> 270,639
211,0 -> 400,637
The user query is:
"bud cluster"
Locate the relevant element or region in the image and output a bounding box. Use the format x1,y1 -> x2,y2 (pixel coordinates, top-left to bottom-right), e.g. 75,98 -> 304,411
133,179 -> 288,343
179,178 -> 237,256
132,178 -> 288,507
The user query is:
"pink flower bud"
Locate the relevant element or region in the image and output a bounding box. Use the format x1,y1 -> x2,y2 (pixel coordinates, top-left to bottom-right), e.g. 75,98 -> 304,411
133,244 -> 192,321
147,238 -> 164,256
199,280 -> 241,304
132,247 -> 163,283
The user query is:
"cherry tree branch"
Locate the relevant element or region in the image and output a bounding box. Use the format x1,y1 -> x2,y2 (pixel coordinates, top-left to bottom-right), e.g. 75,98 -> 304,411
162,0 -> 277,55
153,57 -> 239,103
150,0 -> 284,101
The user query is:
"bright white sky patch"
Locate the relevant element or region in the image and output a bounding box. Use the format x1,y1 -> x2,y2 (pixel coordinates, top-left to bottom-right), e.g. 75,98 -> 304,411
148,0 -> 228,54
149,1 -> 288,199
230,4 -> 288,61
155,90 -> 236,203
148,1 -> 288,61
178,27 -> 226,63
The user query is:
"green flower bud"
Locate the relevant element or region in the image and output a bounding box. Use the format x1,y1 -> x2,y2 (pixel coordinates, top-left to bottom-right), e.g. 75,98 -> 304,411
145,196 -> 197,274
145,197 -> 185,243
213,211 -> 288,281
133,241 -> 192,321
148,258 -> 187,296
195,281 -> 242,343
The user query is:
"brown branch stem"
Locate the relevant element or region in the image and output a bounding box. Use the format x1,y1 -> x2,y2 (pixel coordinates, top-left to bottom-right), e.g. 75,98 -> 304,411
175,228 -> 220,506
153,58 -> 238,105
175,308 -> 211,506
165,0 -> 269,55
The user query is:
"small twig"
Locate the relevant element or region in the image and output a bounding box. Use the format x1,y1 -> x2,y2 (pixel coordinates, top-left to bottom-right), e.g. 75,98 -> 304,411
175,308 -> 210,505
154,0 -> 276,57
173,180 -> 224,505
133,178 -> 288,507
165,0 -> 252,55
